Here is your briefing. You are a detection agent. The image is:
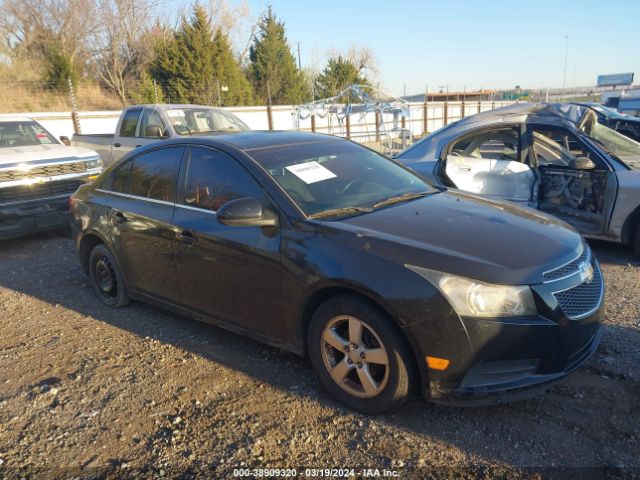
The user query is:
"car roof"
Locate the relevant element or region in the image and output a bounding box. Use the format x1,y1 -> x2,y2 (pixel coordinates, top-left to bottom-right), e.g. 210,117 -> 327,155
0,116 -> 35,123
396,103 -> 587,161
157,130 -> 344,152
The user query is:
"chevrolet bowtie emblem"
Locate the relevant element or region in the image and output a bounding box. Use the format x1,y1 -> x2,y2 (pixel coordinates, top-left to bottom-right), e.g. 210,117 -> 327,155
581,263 -> 594,284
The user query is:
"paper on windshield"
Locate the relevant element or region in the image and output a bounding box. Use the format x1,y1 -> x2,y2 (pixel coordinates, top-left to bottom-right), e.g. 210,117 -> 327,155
285,161 -> 337,184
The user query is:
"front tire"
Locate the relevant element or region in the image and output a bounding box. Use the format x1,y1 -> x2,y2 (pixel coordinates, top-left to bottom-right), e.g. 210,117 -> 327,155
308,295 -> 415,414
89,244 -> 130,307
633,223 -> 640,259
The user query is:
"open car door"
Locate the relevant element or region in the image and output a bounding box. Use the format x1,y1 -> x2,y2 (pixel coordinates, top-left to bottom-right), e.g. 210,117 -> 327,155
529,126 -> 617,235
443,127 -> 535,204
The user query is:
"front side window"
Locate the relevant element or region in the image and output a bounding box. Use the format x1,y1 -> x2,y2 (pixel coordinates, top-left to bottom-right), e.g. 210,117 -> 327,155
532,128 -> 604,169
128,147 -> 183,201
183,147 -> 262,211
139,109 -> 166,138
119,109 -> 142,137
248,140 -> 432,218
449,128 -> 520,161
0,121 -> 57,147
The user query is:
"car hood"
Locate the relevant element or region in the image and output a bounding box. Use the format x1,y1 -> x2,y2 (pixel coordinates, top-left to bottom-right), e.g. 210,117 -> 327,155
318,191 -> 582,285
0,144 -> 99,166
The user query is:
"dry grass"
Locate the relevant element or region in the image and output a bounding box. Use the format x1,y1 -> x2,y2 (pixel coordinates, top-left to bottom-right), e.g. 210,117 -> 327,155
0,81 -> 123,113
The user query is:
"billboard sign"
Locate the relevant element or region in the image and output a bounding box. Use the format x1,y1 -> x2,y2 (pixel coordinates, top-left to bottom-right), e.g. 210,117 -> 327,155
597,73 -> 634,87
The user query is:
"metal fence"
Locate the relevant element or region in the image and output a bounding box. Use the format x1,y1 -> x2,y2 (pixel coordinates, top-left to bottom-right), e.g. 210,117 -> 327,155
0,100 -> 516,150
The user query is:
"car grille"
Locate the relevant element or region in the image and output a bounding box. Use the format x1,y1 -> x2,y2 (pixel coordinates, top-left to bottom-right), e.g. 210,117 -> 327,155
553,261 -> 603,320
0,179 -> 83,205
0,161 -> 87,182
543,247 -> 590,282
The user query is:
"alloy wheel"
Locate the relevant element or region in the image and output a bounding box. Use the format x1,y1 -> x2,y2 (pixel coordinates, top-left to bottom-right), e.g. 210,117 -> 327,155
320,315 -> 390,398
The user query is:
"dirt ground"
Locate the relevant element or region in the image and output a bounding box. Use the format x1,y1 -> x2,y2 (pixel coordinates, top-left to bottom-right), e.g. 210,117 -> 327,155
0,231 -> 638,479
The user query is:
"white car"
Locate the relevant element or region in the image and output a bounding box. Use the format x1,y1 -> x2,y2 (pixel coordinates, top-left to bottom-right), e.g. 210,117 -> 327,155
0,117 -> 102,239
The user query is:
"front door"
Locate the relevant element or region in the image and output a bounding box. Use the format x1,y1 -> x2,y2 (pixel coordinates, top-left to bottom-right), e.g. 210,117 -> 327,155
172,146 -> 282,340
102,146 -> 185,301
443,126 -> 535,204
528,126 -> 616,235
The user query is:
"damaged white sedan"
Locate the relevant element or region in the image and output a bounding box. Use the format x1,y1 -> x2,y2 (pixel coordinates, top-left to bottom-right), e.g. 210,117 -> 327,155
397,103 -> 640,257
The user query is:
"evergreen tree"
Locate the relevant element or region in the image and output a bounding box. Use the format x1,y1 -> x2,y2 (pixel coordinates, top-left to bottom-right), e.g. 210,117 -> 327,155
44,42 -> 79,91
315,55 -> 369,100
211,29 -> 253,106
150,5 -> 252,105
248,8 -> 309,105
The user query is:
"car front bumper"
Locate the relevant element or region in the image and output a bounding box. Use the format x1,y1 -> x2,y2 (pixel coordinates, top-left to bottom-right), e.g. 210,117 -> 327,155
0,195 -> 72,240
417,256 -> 604,406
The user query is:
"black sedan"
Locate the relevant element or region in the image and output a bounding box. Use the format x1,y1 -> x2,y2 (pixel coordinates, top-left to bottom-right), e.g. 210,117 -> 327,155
70,131 -> 603,413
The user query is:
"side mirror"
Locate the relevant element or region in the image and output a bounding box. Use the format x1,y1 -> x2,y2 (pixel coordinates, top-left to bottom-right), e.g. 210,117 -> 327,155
573,157 -> 596,170
145,125 -> 165,138
217,197 -> 279,228
60,136 -> 71,146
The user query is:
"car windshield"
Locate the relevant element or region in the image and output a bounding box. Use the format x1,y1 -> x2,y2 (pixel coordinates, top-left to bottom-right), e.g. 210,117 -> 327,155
0,121 -> 57,148
248,140 -> 434,218
166,107 -> 249,135
582,120 -> 640,168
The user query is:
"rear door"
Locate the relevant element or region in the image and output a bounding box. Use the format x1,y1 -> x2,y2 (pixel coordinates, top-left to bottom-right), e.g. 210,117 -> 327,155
99,146 -> 185,301
172,146 -> 282,340
443,126 -> 535,204
528,126 -> 616,234
112,108 -> 143,162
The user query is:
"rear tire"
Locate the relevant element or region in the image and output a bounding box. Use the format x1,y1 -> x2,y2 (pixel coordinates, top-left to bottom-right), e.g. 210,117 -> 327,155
89,244 -> 130,307
307,295 -> 414,414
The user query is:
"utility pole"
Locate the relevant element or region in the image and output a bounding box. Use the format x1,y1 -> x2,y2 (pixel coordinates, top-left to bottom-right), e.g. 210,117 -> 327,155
297,42 -> 302,70
562,35 -> 569,97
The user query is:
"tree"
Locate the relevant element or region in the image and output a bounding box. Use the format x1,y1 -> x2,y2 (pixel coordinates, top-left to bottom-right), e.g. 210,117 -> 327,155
315,55 -> 370,99
0,0 -> 96,73
151,5 -> 252,105
248,8 -> 309,105
92,0 -> 159,104
44,42 -> 78,90
211,28 -> 253,105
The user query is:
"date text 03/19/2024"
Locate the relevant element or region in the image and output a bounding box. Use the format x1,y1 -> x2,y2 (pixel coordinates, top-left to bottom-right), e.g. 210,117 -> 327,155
232,468 -> 400,478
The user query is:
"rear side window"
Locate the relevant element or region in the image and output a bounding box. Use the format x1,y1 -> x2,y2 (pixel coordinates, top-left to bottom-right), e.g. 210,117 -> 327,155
450,128 -> 520,161
183,147 -> 261,211
128,147 -> 184,201
119,109 -> 142,137
109,161 -> 132,193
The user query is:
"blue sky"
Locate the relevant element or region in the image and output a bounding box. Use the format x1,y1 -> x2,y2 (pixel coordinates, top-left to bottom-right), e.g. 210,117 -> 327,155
170,0 -> 640,96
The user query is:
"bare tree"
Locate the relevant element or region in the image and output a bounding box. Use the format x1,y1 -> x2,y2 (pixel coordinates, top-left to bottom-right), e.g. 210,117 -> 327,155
206,0 -> 260,65
0,0 -> 96,63
91,0 -> 160,104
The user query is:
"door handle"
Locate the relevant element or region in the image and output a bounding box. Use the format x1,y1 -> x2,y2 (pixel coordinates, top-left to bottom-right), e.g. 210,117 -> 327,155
176,230 -> 197,244
113,142 -> 121,147
135,144 -> 142,148
114,211 -> 128,223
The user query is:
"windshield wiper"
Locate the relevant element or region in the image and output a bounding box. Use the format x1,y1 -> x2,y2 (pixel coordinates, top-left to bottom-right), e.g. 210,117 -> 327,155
308,206 -> 373,219
372,192 -> 428,209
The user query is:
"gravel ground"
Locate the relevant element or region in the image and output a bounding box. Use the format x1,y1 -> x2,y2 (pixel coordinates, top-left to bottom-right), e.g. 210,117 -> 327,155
0,231 -> 638,479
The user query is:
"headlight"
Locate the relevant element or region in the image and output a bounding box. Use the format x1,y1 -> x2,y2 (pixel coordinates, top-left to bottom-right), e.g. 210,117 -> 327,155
406,265 -> 537,318
84,157 -> 102,170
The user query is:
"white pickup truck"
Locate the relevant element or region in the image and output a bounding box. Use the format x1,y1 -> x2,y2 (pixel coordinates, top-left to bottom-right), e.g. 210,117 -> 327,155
71,104 -> 250,166
0,117 -> 102,240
